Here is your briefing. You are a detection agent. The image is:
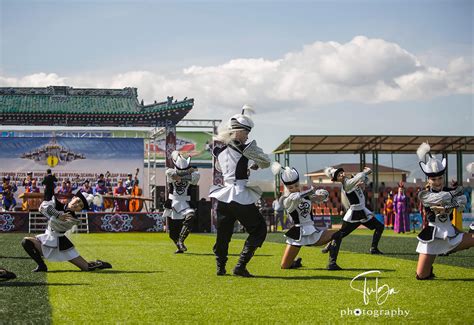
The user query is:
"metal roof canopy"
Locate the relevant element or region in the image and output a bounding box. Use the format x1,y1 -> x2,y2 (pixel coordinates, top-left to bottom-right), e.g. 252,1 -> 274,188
273,135 -> 474,154
272,135 -> 473,212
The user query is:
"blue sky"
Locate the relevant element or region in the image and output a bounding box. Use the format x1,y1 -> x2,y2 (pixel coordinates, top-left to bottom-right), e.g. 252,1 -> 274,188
1,0 -> 472,75
1,0 -> 473,180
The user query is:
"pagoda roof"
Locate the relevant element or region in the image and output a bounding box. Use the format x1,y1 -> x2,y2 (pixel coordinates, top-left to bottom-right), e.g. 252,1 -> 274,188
0,86 -> 194,127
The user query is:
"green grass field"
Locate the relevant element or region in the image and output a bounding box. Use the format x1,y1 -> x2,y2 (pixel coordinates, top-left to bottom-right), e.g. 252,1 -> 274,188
1,230 -> 473,324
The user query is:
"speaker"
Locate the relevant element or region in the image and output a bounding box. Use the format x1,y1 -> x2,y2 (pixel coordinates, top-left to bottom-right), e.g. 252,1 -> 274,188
195,200 -> 212,233
152,185 -> 166,211
188,185 -> 199,205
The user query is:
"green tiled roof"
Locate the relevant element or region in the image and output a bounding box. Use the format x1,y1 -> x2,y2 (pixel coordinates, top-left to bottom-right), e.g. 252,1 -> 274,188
0,86 -> 192,115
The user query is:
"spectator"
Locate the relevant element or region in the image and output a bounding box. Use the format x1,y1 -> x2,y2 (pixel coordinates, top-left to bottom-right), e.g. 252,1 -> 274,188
379,181 -> 386,194
93,179 -> 108,211
383,191 -> 394,229
22,172 -> 33,188
65,180 -> 73,194
96,173 -> 105,186
105,171 -> 113,193
71,174 -> 81,191
272,194 -> 286,231
41,169 -> 57,201
1,176 -> 17,211
57,181 -> 70,195
27,179 -> 40,193
113,179 -> 128,212
125,173 -> 137,194
394,184 -> 410,233
81,180 -> 93,194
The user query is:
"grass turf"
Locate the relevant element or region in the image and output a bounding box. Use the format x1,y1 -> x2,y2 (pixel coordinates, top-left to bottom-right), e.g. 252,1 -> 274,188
0,231 -> 473,324
235,229 -> 474,268
0,233 -> 52,324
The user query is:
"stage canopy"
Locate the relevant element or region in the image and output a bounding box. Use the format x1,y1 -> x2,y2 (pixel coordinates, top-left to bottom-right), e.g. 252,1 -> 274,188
273,135 -> 474,154
272,135 -> 474,209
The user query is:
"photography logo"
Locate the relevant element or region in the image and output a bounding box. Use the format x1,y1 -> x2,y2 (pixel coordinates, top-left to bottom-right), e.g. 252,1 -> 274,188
340,270 -> 410,318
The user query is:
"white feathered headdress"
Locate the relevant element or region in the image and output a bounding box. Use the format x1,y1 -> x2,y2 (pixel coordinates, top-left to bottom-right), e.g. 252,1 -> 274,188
171,150 -> 191,170
466,162 -> 474,175
229,104 -> 255,132
324,166 -> 344,182
417,142 -> 446,177
271,161 -> 299,185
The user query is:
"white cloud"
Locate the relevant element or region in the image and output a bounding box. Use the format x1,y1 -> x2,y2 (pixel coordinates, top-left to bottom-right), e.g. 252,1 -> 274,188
1,36 -> 472,118
0,73 -> 66,87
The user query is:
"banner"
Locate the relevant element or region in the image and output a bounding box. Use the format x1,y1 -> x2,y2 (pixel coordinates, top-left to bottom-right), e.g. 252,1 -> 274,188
145,131 -> 212,161
0,137 -> 144,185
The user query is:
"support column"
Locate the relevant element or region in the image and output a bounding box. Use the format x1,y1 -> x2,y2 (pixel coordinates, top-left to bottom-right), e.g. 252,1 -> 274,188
152,136 -> 158,210
211,123 -> 223,233
274,153 -> 281,198
372,151 -> 379,213
164,123 -> 176,233
360,152 -> 366,171
456,151 -> 463,186
165,123 -> 176,168
442,152 -> 449,187
146,137 -> 153,210
284,151 -> 290,167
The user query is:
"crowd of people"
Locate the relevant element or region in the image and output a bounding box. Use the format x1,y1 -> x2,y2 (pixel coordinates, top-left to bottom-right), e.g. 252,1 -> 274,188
0,169 -> 141,213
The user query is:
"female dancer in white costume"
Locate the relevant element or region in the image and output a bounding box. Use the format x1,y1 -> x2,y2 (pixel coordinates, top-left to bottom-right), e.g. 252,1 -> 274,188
415,143 -> 473,279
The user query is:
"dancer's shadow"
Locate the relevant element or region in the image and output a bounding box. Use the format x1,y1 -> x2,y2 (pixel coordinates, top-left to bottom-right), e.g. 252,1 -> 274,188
438,254 -> 474,258
0,255 -> 31,260
0,281 -> 89,287
304,267 -> 396,272
383,253 -> 418,257
182,253 -> 238,257
254,274 -> 352,280
183,253 -> 273,257
437,278 -> 474,282
46,270 -> 162,274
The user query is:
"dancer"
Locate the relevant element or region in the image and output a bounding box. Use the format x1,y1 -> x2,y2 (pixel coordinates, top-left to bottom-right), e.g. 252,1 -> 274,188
21,190 -> 112,272
271,163 -> 335,269
322,166 -> 385,270
163,151 -> 200,253
415,143 -> 473,280
209,105 -> 271,277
